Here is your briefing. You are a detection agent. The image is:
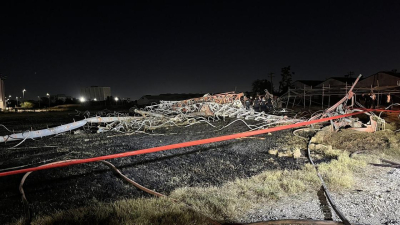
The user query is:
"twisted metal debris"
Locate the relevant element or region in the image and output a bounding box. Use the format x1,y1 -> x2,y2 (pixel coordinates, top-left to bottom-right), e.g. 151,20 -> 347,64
0,92 -> 302,143
1,81 -> 393,144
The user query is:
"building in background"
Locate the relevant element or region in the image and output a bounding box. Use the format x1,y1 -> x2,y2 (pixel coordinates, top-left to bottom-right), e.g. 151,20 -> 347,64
0,78 -> 4,110
292,80 -> 322,89
315,77 -> 357,89
357,71 -> 400,88
80,86 -> 111,101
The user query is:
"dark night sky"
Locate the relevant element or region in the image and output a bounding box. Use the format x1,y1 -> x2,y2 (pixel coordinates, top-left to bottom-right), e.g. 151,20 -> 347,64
1,1 -> 399,100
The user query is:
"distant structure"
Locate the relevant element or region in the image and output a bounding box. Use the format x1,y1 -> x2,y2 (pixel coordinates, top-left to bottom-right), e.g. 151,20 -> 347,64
292,80 -> 323,89
315,77 -> 357,89
357,71 -> 400,88
283,71 -> 400,109
80,86 -> 111,101
0,78 -> 4,110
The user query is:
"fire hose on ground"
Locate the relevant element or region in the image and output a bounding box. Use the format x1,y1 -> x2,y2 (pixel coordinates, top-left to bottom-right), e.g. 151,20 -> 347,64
3,108 -> 400,225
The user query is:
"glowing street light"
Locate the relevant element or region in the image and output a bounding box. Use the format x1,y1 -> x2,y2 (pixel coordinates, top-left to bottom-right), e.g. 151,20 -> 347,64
93,98 -> 97,101
115,97 -> 119,105
47,93 -> 50,107
22,89 -> 26,99
79,97 -> 86,103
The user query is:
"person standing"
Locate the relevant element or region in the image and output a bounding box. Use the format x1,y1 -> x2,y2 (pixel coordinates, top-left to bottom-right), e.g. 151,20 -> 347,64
371,93 -> 376,109
365,93 -> 371,109
361,93 -> 366,106
267,96 -> 273,111
245,96 -> 251,110
260,97 -> 267,112
386,93 -> 392,109
240,96 -> 245,106
277,97 -> 282,108
253,97 -> 260,112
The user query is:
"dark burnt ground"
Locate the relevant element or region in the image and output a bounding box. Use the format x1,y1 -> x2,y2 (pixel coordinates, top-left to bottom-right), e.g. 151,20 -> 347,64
0,112 -> 307,224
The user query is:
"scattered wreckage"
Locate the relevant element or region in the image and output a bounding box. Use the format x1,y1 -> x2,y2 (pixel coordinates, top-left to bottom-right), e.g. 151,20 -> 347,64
0,75 -> 397,145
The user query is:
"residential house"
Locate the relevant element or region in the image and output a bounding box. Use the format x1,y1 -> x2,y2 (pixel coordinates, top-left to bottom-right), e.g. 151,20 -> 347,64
357,71 -> 400,88
292,80 -> 322,89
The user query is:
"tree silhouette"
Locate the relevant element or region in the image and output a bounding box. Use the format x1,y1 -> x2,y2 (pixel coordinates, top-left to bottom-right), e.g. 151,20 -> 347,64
251,79 -> 273,96
279,66 -> 294,94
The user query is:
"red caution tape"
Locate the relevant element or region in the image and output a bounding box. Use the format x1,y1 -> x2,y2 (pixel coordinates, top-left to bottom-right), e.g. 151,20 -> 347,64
0,109 -> 398,177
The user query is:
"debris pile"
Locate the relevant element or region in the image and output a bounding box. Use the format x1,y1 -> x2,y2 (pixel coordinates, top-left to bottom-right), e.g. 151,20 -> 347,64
2,75 -> 398,146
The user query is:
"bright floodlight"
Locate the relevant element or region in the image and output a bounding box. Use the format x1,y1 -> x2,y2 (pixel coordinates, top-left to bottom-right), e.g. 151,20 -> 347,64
80,97 -> 86,103
115,97 -> 119,101
94,98 -> 97,101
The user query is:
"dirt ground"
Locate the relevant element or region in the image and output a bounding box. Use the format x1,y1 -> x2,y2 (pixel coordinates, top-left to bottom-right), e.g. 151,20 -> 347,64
0,111 -> 307,224
0,109 -> 399,224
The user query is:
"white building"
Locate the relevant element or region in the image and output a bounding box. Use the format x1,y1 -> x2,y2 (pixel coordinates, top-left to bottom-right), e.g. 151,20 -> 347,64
0,79 -> 4,110
80,86 -> 111,101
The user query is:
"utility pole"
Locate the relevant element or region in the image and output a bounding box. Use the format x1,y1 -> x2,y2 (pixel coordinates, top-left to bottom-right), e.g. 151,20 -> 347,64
346,71 -> 354,78
269,72 -> 274,93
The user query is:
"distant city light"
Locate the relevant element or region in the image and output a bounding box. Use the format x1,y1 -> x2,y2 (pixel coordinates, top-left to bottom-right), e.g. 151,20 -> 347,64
115,97 -> 119,101
94,98 -> 97,101
80,97 -> 86,102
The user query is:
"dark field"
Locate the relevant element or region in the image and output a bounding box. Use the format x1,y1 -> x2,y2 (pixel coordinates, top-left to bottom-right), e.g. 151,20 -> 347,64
0,112 -> 307,224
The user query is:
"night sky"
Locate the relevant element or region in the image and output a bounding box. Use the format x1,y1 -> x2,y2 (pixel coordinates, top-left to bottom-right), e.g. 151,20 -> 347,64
1,1 -> 399,100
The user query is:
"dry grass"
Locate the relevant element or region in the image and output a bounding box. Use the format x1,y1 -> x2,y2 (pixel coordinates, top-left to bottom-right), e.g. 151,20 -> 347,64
22,155 -> 368,225
15,128 -> 397,224
311,127 -> 400,189
317,152 -> 366,190
15,198 -> 209,225
169,163 -> 320,222
314,128 -> 400,161
313,129 -> 399,152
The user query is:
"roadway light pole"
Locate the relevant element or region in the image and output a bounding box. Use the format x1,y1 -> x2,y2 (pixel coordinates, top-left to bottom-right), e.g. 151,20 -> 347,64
38,96 -> 41,108
22,89 -> 26,99
47,93 -> 50,107
16,97 -> 18,107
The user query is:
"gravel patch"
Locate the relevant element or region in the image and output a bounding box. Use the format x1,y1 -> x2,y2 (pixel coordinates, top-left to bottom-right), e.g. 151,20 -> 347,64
242,165 -> 400,225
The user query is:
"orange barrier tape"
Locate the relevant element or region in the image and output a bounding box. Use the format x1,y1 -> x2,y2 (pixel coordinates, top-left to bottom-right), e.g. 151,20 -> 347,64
0,109 -> 398,177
